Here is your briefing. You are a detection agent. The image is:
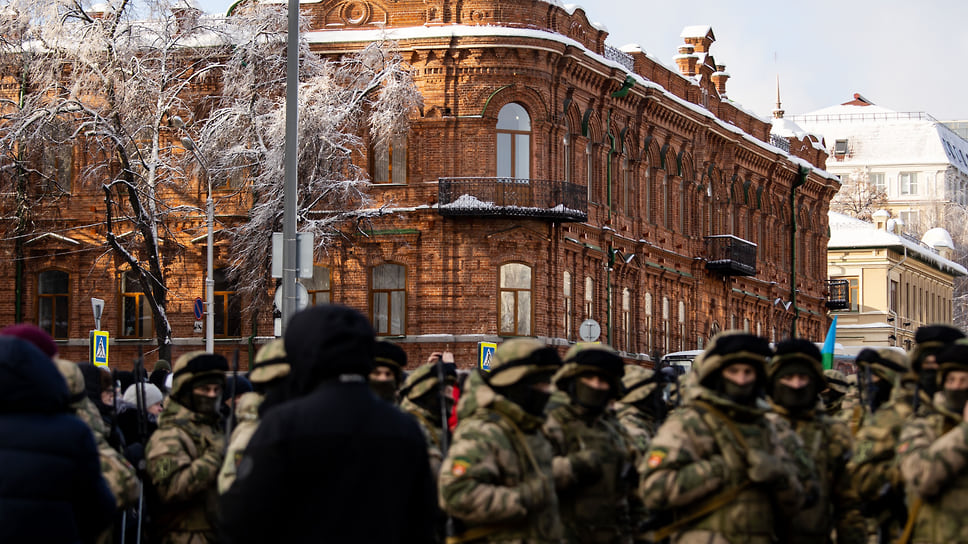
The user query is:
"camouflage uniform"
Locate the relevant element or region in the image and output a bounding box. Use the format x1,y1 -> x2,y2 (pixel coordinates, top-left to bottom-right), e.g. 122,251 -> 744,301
544,343 -> 636,544
766,344 -> 866,544
217,339 -> 289,494
54,356 -> 139,509
145,352 -> 226,544
639,332 -> 807,544
897,342 -> 968,543
400,362 -> 456,477
439,338 -> 564,543
822,369 -> 851,422
613,365 -> 663,461
847,348 -> 912,541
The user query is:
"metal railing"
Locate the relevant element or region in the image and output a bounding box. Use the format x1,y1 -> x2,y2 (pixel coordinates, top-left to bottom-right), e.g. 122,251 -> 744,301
769,133 -> 791,152
790,111 -> 938,124
604,44 -> 635,72
825,279 -> 850,310
704,235 -> 757,276
438,177 -> 587,222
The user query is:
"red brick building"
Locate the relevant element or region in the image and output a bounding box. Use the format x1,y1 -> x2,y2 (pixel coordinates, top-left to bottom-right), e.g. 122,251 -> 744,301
0,0 -> 839,369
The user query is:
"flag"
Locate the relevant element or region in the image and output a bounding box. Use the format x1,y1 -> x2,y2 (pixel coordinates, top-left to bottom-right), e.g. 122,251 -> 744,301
821,315 -> 838,370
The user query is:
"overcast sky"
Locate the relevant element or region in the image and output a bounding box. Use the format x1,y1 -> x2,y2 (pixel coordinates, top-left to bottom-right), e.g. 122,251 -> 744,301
195,0 -> 968,121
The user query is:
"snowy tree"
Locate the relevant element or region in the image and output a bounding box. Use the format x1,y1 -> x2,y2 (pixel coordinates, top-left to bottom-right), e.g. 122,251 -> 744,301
830,168 -> 888,222
193,5 -> 422,307
0,0 -> 233,360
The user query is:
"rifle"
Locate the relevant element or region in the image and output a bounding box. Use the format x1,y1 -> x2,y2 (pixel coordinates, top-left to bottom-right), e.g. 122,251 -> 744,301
224,347 -> 240,447
132,346 -> 146,544
436,352 -> 455,540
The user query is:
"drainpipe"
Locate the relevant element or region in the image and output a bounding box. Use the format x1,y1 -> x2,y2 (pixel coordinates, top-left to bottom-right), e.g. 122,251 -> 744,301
789,165 -> 809,337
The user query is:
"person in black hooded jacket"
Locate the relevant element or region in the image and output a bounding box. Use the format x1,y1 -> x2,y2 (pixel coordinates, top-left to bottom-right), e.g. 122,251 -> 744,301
219,304 -> 437,543
0,335 -> 116,543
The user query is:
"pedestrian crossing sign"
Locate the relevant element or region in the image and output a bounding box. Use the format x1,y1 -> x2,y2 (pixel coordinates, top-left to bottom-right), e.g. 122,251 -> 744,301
479,342 -> 497,372
90,330 -> 109,368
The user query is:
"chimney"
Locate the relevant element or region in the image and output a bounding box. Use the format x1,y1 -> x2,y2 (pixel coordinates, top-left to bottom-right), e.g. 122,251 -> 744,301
872,209 -> 890,231
711,64 -> 729,96
674,44 -> 697,77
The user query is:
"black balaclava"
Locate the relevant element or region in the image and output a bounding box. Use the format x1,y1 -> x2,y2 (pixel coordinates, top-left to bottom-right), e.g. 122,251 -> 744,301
918,368 -> 939,398
945,386 -> 968,414
633,388 -> 669,422
771,360 -> 820,413
368,369 -> 398,403
867,378 -> 892,412
496,371 -> 553,417
412,385 -> 455,424
185,375 -> 223,416
570,373 -> 613,413
719,378 -> 757,405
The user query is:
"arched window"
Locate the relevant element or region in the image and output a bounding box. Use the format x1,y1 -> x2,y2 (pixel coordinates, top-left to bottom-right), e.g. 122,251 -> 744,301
372,264 -> 406,335
622,288 -> 632,352
644,292 -> 653,355
563,120 -> 573,184
303,265 -> 331,305
121,271 -> 153,338
214,268 -> 241,337
585,276 -> 595,318
38,270 -> 69,339
499,263 -> 532,336
662,296 -> 670,354
497,103 -> 530,180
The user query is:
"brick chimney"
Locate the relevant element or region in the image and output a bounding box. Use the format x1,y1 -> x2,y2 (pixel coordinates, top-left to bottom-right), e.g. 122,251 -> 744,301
674,45 -> 697,77
711,64 -> 729,96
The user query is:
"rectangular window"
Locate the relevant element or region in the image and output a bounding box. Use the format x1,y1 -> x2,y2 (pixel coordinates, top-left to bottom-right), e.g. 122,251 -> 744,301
869,172 -> 886,192
890,280 -> 898,313
121,272 -> 153,338
900,172 -> 918,195
373,133 -> 408,184
834,139 -> 849,157
38,270 -> 69,339
563,272 -> 573,341
372,264 -> 406,335
832,276 -> 860,312
499,263 -> 532,336
899,210 -> 920,228
584,276 -> 594,318
214,268 -> 241,337
304,265 -> 331,305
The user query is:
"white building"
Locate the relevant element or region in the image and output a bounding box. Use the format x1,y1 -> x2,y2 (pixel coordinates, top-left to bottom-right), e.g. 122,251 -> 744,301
792,93 -> 968,230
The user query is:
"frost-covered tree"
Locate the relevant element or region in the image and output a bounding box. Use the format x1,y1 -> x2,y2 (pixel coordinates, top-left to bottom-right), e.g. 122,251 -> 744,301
0,0 -> 232,360
194,5 -> 422,306
830,168 -> 888,222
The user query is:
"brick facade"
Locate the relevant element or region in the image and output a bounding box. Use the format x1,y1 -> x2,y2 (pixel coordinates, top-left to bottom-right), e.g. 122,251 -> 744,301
0,0 -> 839,371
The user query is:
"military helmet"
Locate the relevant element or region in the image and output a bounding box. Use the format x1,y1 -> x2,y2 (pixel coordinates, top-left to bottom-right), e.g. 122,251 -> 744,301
823,369 -> 849,394
694,331 -> 771,387
855,347 -> 908,384
934,340 -> 968,386
909,324 -> 965,373
399,362 -> 456,400
373,341 -> 407,383
249,339 -> 289,384
486,338 -> 562,387
767,338 -> 823,382
52,356 -> 86,401
846,373 -> 858,387
620,364 -> 663,403
170,351 -> 228,398
555,343 -> 625,386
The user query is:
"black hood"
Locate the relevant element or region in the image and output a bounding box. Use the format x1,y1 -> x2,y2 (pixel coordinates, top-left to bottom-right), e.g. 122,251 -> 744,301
0,335 -> 69,414
284,304 -> 376,398
78,363 -> 106,406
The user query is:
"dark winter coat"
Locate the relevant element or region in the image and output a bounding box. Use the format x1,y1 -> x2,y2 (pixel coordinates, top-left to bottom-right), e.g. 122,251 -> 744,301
0,336 -> 116,543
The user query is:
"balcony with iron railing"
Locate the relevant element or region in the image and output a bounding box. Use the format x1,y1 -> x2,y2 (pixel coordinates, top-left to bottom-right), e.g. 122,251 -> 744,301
438,177 -> 587,222
825,279 -> 850,310
704,235 -> 757,276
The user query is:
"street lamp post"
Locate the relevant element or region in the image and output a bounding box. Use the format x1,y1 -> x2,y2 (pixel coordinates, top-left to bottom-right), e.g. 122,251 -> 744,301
175,122 -> 215,352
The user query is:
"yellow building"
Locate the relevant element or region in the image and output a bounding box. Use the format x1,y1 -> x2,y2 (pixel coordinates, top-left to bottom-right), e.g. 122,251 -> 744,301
827,210 -> 966,349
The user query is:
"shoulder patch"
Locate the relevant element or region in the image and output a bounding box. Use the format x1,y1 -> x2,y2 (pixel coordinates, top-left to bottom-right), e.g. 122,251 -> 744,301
646,449 -> 667,469
897,441 -> 910,455
451,458 -> 471,476
154,456 -> 176,481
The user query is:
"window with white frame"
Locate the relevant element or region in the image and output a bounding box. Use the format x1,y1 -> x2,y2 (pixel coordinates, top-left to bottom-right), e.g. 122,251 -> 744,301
499,263 -> 532,336
563,271 -> 573,341
899,172 -> 918,195
497,104 -> 531,180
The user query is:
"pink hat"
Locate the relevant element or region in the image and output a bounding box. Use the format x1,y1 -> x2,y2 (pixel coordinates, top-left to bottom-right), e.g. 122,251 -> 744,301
0,323 -> 58,357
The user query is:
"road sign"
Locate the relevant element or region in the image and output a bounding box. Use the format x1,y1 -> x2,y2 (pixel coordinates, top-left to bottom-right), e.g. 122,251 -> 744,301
479,341 -> 497,371
579,319 -> 601,342
271,232 -> 314,279
194,320 -> 203,333
90,330 -> 109,368
91,298 -> 104,331
274,282 -> 309,312
193,297 -> 204,320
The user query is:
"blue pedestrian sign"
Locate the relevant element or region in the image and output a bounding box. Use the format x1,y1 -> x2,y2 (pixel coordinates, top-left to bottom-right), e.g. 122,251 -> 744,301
479,342 -> 497,372
90,330 -> 109,368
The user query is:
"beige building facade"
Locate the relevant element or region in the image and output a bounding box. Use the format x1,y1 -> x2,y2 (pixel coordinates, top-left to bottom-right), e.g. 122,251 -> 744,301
827,210 -> 966,349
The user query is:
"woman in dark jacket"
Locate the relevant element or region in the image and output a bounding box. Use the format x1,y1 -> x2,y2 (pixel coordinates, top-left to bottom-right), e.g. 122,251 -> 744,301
0,335 -> 116,543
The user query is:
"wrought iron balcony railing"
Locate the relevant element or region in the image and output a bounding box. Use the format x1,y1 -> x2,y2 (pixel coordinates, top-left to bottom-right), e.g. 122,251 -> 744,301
438,177 -> 587,222
825,279 -> 851,310
704,235 -> 757,276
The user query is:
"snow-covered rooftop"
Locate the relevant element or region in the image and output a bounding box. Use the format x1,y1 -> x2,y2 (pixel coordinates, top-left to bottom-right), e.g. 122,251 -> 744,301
828,211 -> 967,276
770,117 -> 825,151
680,25 -> 712,39
793,102 -> 968,177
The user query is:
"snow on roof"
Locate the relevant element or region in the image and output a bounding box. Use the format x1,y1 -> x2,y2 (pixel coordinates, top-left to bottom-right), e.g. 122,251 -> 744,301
303,24 -> 837,183
828,211 -> 967,276
680,25 -> 712,39
770,117 -> 826,152
793,103 -> 968,177
922,227 -> 954,250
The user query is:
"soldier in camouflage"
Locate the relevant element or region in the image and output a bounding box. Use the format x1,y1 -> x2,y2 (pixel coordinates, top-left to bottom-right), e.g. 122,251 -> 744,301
369,340 -> 407,404
905,325 -> 965,411
218,339 -> 289,494
897,341 -> 968,543
614,364 -> 671,462
821,369 -> 851,422
145,351 -> 227,544
765,339 -> 865,544
847,347 -> 911,542
439,337 -> 564,543
639,331 -> 808,544
400,361 -> 457,476
544,343 -> 636,543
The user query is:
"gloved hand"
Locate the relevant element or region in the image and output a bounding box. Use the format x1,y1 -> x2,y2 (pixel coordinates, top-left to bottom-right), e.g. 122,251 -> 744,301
517,477 -> 550,511
201,433 -> 226,460
746,449 -> 787,484
568,449 -> 603,485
